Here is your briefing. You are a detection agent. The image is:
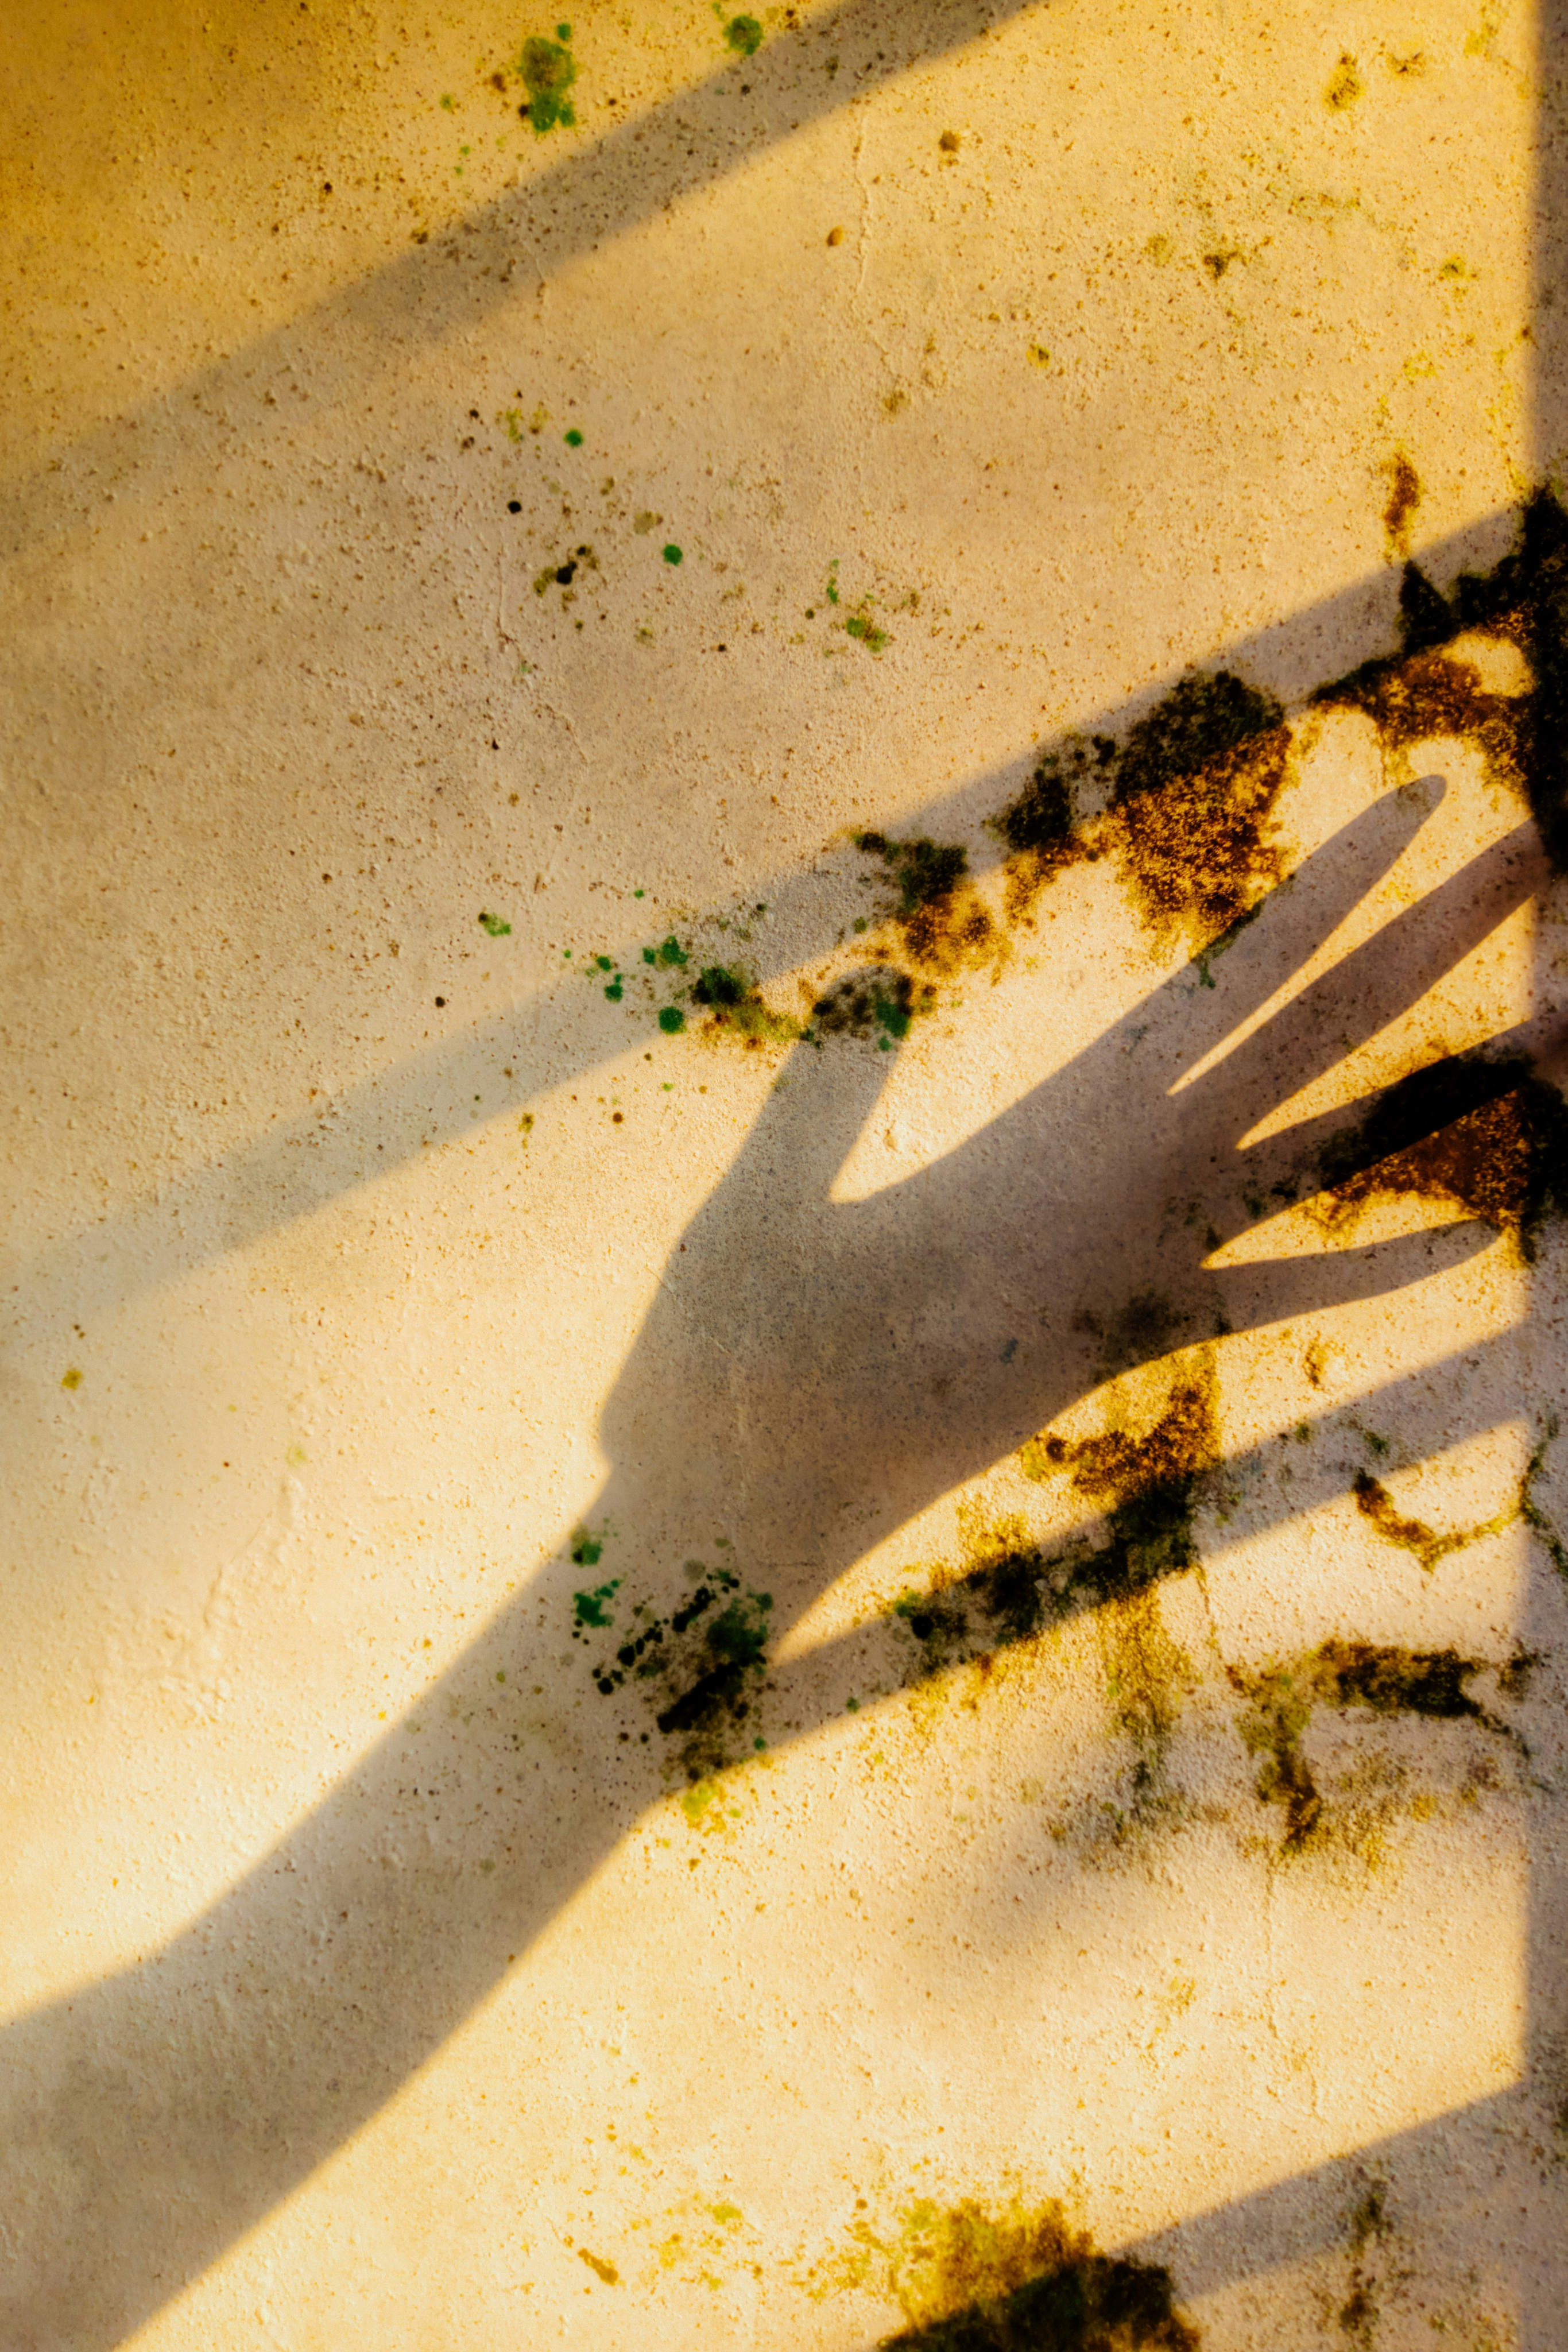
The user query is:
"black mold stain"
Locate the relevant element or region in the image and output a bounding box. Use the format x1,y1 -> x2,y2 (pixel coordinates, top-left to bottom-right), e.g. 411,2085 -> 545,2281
990,737 -> 1110,920
869,2198 -> 1200,2350
891,1375 -> 1219,1688
810,967 -> 932,1046
853,831 -> 998,972
1232,1640 -> 1520,1850
690,963 -> 803,1046
1106,672 -> 1290,949
992,672 -> 1288,948
1338,2173 -> 1392,2347
1382,453 -> 1422,557
1314,486 -> 1568,868
1314,1050 -> 1568,1259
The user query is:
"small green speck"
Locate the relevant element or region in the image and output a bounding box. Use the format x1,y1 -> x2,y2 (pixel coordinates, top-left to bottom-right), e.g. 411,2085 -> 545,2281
634,888 -> 645,898
725,13 -> 763,55
564,427 -> 584,446
846,1696 -> 860,1712
61,1367 -> 82,1391
659,1006 -> 686,1034
596,954 -> 614,970
496,1670 -> 507,1683
656,935 -> 689,967
605,979 -> 623,1000
478,910 -> 512,935
556,18 -> 571,34
662,543 -> 684,565
440,92 -> 455,110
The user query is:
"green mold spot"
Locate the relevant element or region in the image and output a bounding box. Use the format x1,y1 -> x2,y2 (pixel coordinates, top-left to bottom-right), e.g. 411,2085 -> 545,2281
663,543 -> 684,565
60,1367 -> 82,1391
595,954 -> 613,970
659,1005 -> 686,1034
653,935 -> 689,967
691,964 -> 804,1046
845,609 -> 891,655
572,1579 -> 620,1628
478,910 -> 512,935
725,14 -> 763,57
564,427 -> 584,446
570,1529 -> 606,1568
605,978 -> 624,1000
518,32 -> 576,135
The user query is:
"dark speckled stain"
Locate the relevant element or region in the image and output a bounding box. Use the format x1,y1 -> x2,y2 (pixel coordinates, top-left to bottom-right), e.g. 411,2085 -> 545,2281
690,963 -> 803,1046
988,672 -> 1288,949
1314,1050 -> 1568,1259
1314,485 -> 1568,867
1230,1641 -> 1521,1849
810,966 -> 932,1046
853,831 -> 998,973
579,1564 -> 775,1781
1383,452 -> 1422,557
867,2198 -> 1199,2350
892,1375 -> 1218,1687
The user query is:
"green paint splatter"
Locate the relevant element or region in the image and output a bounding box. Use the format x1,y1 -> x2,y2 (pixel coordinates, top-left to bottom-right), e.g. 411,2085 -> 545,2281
564,427 -> 584,446
725,13 -> 763,55
572,1580 -> 620,1627
518,32 -> 577,134
659,1005 -> 686,1034
478,910 -> 512,935
663,543 -> 684,565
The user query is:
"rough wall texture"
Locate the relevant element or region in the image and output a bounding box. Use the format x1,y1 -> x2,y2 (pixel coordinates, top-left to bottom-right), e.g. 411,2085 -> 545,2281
4,1 -> 1568,2345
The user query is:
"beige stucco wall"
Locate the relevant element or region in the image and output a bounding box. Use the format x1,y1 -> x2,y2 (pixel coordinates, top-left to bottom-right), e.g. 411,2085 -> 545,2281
3,1 -> 1567,2344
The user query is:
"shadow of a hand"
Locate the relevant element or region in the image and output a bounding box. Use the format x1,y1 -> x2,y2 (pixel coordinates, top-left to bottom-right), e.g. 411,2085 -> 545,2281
601,781 -> 1528,1637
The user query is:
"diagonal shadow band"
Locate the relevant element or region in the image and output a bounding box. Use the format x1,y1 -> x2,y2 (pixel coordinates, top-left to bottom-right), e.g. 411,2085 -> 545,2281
0,791 -> 1532,2350
0,0 -> 1021,546
1117,2088 -> 1529,2307
3,514 -> 1523,1349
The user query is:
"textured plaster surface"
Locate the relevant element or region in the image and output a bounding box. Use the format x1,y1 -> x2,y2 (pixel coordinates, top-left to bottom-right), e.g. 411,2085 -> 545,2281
3,1 -> 1568,2345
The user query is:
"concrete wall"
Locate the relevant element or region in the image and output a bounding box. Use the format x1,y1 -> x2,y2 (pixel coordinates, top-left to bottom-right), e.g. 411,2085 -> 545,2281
3,1 -> 1566,2343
